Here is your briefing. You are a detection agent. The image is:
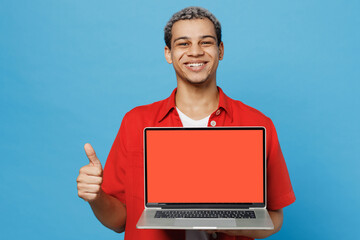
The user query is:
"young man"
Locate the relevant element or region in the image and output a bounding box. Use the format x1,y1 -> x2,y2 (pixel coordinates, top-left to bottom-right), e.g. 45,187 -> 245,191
76,7 -> 295,240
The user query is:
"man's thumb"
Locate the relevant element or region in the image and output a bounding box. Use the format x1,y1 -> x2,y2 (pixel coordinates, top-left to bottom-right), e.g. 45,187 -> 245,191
84,143 -> 102,168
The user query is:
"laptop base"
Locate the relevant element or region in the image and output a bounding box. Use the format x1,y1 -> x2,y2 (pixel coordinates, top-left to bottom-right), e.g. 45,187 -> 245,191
136,208 -> 274,230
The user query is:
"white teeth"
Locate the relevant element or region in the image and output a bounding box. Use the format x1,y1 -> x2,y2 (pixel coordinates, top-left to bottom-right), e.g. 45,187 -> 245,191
187,63 -> 204,67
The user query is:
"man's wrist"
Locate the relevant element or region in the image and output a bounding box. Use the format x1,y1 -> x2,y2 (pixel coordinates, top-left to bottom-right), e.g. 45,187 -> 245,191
88,188 -> 105,207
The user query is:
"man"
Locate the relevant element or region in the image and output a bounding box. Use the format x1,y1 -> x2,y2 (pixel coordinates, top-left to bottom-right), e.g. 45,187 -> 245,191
77,7 -> 295,240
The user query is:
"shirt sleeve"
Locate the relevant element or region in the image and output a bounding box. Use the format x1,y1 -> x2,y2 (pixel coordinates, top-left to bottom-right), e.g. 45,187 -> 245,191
266,119 -> 296,210
101,114 -> 129,205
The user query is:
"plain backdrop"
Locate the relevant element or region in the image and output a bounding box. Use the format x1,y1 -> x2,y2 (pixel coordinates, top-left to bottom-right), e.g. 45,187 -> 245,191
1,0 -> 359,239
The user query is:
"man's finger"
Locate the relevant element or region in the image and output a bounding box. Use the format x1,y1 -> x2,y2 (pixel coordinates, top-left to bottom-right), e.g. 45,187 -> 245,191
78,191 -> 98,202
84,143 -> 102,168
77,183 -> 101,193
78,166 -> 103,178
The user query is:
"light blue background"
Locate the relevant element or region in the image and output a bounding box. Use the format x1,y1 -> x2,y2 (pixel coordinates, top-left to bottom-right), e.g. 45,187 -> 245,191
1,0 -> 359,239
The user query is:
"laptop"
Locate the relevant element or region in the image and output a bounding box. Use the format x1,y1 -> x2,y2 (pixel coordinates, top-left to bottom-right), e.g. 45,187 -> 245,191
136,127 -> 274,230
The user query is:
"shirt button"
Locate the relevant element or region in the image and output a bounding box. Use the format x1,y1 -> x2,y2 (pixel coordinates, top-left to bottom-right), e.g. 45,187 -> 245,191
211,232 -> 218,239
215,109 -> 221,116
210,120 -> 216,127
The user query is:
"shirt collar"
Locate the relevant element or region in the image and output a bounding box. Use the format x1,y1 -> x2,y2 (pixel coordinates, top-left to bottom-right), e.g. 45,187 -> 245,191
157,86 -> 233,123
217,86 -> 234,122
157,88 -> 177,123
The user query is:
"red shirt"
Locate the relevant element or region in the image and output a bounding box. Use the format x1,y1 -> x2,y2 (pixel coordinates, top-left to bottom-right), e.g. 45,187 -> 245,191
102,87 -> 296,240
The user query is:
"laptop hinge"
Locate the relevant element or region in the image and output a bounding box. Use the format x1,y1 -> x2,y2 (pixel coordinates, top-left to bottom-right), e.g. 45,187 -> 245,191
160,206 -> 250,209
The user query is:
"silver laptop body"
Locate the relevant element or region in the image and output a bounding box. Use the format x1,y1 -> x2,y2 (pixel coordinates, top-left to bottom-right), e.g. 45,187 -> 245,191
136,127 -> 274,230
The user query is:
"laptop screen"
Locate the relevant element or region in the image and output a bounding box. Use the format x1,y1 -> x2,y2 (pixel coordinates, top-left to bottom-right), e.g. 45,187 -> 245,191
144,127 -> 265,206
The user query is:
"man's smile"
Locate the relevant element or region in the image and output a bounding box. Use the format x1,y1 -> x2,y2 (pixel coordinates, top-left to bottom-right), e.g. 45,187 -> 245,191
184,61 -> 208,72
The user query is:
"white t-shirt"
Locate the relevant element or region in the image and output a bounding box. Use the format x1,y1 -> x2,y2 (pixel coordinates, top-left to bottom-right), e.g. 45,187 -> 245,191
176,107 -> 211,240
176,107 -> 210,127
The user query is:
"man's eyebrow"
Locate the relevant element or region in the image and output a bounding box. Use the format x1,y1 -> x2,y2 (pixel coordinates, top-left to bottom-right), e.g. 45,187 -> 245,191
173,35 -> 217,43
173,36 -> 190,43
200,35 -> 217,40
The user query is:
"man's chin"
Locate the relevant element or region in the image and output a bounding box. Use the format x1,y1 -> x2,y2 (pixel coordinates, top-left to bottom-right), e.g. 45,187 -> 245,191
185,78 -> 210,85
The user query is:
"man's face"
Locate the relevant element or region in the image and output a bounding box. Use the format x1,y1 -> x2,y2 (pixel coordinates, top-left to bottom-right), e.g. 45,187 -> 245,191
165,18 -> 224,85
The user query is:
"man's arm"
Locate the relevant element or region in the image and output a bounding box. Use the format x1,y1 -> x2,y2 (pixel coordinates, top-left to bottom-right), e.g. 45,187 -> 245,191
88,189 -> 127,233
207,209 -> 283,239
77,143 -> 126,233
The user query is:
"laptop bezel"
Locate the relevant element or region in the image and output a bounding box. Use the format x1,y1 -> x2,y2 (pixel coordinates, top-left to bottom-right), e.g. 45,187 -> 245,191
143,127 -> 267,209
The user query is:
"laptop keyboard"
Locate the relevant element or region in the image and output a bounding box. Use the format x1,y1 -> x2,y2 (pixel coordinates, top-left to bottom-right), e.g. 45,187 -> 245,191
154,210 -> 256,219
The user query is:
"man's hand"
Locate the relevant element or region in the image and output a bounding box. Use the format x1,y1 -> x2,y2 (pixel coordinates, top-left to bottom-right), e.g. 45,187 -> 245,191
76,143 -> 127,232
77,143 -> 103,202
205,209 -> 283,239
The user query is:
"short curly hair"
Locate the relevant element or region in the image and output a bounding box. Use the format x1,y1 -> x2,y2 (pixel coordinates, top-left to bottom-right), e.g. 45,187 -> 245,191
164,7 -> 222,49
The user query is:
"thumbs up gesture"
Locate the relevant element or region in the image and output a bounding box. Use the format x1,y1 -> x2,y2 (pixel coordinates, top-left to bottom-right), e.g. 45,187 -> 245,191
77,143 -> 103,202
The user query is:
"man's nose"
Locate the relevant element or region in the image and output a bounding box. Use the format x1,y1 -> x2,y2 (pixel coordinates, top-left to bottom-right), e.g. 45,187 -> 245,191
187,44 -> 204,56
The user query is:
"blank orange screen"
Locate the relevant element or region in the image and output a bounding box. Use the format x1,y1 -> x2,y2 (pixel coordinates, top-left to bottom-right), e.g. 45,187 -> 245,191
146,129 -> 264,203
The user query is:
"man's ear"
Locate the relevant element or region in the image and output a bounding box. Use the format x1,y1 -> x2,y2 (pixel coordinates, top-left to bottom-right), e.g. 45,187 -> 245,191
218,42 -> 224,60
164,46 -> 173,64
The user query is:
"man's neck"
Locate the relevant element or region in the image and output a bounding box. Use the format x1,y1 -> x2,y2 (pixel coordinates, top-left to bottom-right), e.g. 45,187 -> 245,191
175,80 -> 219,120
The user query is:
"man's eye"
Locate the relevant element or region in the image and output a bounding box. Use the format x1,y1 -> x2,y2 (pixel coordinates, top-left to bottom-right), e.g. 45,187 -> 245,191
201,41 -> 213,45
178,42 -> 189,46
